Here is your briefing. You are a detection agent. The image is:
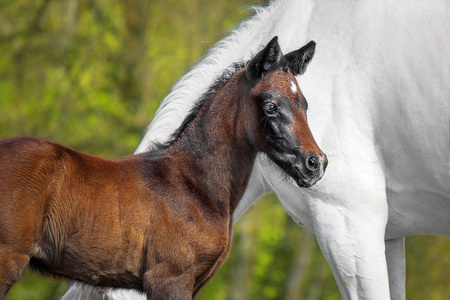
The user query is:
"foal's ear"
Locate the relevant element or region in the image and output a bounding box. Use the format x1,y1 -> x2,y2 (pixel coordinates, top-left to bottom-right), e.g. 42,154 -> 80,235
284,41 -> 316,76
246,36 -> 283,81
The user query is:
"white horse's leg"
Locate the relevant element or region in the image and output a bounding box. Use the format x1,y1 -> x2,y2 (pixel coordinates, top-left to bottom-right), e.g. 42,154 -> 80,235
306,146 -> 390,300
311,204 -> 389,299
61,282 -> 146,300
61,282 -> 98,300
61,283 -> 146,300
385,237 -> 406,300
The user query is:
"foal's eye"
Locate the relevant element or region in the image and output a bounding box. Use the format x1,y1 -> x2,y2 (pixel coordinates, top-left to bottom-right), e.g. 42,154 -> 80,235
264,102 -> 278,115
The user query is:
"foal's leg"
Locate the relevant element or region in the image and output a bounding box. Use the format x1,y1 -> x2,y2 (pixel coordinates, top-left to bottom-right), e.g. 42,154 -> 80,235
0,207 -> 36,298
143,266 -> 195,300
0,246 -> 30,299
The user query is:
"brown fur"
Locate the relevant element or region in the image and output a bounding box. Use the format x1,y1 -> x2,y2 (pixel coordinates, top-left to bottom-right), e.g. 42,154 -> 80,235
0,38 -> 326,299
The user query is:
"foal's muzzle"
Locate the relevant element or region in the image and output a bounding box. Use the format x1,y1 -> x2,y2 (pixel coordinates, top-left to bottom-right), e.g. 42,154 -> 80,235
293,153 -> 327,188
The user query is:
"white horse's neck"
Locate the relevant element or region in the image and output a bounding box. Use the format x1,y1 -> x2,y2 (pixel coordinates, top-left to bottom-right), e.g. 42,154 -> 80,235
137,0 -> 450,235
135,0 -> 308,153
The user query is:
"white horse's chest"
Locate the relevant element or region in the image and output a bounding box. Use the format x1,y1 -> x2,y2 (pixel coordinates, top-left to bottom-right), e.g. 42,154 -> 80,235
270,0 -> 450,238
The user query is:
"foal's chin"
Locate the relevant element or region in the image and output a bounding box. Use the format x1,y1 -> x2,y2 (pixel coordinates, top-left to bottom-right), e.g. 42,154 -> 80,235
267,156 -> 323,189
285,159 -> 324,188
293,175 -> 319,188
290,164 -> 324,188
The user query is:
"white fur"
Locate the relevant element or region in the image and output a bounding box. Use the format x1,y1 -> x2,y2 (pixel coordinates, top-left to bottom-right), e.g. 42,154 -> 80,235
62,282 -> 145,300
289,80 -> 298,95
63,0 -> 450,299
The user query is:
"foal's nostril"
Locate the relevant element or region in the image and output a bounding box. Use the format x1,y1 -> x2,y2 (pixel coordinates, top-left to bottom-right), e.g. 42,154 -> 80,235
306,156 -> 320,172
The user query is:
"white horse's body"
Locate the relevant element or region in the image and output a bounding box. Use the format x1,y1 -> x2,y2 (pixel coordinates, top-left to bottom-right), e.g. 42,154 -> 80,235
64,0 -> 450,299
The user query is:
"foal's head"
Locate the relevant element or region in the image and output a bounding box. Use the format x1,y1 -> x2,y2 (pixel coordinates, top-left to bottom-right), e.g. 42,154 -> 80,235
244,37 -> 327,188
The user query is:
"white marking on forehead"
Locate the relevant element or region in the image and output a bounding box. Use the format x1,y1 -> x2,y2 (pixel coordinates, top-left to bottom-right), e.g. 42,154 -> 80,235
290,80 -> 298,95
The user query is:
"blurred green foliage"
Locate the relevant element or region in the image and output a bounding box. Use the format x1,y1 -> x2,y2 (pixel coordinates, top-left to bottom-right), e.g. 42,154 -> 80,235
1,0 -> 449,299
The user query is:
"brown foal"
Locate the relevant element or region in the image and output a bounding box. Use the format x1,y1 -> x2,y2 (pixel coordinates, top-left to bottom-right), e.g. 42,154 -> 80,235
0,37 -> 326,299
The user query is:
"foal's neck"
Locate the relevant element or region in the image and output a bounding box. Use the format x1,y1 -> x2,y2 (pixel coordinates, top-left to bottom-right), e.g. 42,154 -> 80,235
164,70 -> 256,214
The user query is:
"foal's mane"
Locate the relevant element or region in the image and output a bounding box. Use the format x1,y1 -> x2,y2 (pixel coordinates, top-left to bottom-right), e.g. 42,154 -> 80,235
135,1 -> 283,155
146,62 -> 246,155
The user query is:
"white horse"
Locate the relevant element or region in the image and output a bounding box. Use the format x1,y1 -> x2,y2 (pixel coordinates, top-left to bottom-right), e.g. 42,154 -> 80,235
63,0 -> 450,299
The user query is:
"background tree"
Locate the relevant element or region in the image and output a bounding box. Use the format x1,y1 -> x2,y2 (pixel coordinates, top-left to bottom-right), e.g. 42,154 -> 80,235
1,1 -> 449,299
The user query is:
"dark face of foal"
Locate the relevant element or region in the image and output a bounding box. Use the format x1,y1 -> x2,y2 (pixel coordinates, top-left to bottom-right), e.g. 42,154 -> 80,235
246,37 -> 327,188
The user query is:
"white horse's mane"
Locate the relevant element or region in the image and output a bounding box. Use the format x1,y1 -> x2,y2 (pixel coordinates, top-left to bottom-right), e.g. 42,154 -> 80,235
135,0 -> 284,154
